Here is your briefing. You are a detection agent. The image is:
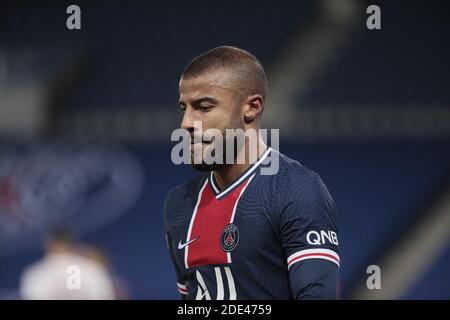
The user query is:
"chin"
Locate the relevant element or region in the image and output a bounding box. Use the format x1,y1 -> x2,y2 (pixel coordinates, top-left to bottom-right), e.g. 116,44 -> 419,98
191,162 -> 224,172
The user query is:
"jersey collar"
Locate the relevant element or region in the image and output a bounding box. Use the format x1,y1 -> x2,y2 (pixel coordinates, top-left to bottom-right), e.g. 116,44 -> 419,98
209,147 -> 272,200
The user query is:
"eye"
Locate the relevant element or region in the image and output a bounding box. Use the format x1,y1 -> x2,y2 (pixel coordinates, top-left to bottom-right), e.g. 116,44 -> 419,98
179,105 -> 186,112
199,105 -> 212,112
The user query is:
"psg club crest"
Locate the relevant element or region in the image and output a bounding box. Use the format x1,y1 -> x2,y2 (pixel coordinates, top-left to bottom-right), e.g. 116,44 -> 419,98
221,223 -> 239,252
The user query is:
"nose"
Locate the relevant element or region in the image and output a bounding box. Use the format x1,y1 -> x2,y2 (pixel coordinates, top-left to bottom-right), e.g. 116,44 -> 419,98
181,106 -> 195,131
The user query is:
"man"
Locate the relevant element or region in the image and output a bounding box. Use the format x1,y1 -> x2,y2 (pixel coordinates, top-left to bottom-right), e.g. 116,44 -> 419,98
164,46 -> 339,300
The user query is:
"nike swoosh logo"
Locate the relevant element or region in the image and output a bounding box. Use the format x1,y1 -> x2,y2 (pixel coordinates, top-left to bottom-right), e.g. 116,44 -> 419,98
178,237 -> 200,250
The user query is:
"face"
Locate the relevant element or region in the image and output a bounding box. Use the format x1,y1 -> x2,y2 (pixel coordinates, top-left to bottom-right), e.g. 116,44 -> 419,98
179,70 -> 244,171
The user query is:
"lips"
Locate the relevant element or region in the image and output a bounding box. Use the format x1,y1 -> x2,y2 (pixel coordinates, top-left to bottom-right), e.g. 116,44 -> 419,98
190,138 -> 211,145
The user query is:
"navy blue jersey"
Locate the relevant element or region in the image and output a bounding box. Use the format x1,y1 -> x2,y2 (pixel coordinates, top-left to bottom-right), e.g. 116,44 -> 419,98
163,148 -> 339,300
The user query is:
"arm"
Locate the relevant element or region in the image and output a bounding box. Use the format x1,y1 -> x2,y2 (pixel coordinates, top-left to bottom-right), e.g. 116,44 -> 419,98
163,194 -> 188,300
279,173 -> 340,300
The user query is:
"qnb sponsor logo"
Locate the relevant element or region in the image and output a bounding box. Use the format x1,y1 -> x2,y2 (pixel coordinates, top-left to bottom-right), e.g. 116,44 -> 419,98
170,121 -> 280,175
306,230 -> 339,246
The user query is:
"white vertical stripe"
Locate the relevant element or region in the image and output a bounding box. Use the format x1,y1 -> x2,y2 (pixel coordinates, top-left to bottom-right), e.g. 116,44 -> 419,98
214,267 -> 224,300
224,267 -> 236,300
210,172 -> 220,193
195,270 -> 211,300
185,179 -> 208,269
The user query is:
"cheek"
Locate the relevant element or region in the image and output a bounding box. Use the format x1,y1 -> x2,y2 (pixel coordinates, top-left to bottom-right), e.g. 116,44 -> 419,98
222,107 -> 244,129
190,144 -> 203,163
202,111 -> 228,130
202,103 -> 243,133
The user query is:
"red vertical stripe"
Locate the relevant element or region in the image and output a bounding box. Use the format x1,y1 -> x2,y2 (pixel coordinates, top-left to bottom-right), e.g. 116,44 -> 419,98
186,179 -> 249,268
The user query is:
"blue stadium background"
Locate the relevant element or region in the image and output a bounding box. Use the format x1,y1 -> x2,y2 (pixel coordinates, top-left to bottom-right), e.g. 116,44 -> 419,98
0,0 -> 449,299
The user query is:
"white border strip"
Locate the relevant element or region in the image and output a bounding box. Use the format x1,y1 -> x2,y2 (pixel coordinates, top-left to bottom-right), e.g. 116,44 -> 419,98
184,179 -> 209,269
210,175 -> 220,194
210,147 -> 272,199
177,282 -> 187,295
287,248 -> 340,269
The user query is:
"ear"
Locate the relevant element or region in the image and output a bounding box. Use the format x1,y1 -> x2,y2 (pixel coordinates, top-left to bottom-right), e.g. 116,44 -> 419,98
243,95 -> 264,124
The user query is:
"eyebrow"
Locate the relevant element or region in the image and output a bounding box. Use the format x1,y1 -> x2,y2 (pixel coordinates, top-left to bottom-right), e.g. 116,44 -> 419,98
179,96 -> 219,106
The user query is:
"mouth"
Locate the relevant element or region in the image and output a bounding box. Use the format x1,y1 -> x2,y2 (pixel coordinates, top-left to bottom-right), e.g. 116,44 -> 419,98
190,138 -> 211,146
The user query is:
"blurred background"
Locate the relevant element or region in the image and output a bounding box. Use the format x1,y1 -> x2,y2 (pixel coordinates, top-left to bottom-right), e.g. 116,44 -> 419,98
0,0 -> 449,299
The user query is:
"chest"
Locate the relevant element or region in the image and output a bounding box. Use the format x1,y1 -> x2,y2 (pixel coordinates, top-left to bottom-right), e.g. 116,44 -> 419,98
171,180 -> 278,270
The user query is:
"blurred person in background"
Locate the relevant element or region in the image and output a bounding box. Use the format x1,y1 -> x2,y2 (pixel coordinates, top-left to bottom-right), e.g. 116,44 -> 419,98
19,229 -> 116,300
81,246 -> 130,300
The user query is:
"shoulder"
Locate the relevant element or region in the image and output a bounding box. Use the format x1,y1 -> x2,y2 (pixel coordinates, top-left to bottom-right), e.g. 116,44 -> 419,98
165,174 -> 207,204
272,151 -> 336,217
276,151 -> 324,192
163,173 -> 208,222
20,260 -> 45,284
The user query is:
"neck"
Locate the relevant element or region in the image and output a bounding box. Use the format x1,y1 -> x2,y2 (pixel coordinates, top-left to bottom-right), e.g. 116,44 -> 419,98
213,131 -> 267,191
